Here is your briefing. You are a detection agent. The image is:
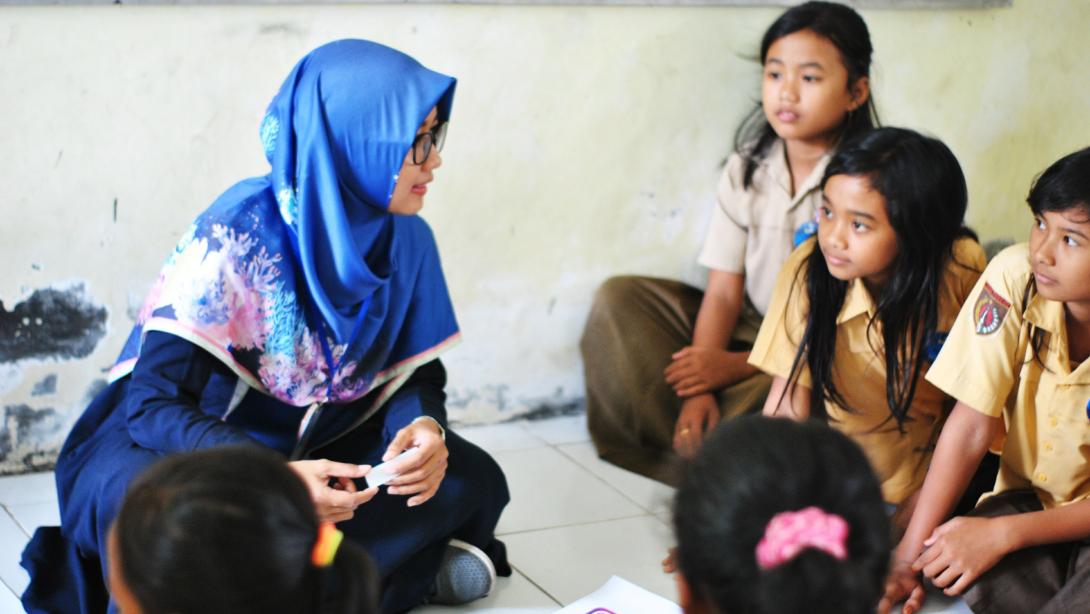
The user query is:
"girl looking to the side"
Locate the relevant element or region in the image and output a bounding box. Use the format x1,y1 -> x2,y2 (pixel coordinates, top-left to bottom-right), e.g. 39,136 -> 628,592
750,127 -> 991,533
582,1 -> 877,484
883,146 -> 1090,614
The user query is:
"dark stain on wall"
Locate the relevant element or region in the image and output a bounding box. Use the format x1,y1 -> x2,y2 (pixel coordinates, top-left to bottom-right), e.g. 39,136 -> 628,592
31,374 -> 58,396
0,284 -> 108,363
0,404 -> 63,474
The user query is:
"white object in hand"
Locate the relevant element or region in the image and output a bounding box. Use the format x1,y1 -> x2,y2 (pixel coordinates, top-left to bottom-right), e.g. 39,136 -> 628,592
365,448 -> 418,488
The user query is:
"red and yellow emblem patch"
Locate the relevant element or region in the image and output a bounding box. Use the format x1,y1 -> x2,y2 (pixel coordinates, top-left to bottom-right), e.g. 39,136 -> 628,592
974,283 -> 1010,335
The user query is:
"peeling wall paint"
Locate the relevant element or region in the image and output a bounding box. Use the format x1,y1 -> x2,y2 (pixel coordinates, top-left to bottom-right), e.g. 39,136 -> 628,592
2,1 -> 1089,474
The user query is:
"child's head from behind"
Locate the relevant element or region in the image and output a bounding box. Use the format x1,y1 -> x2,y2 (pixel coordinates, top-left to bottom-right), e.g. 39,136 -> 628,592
673,416 -> 889,614
1026,146 -> 1090,304
759,1 -> 874,149
817,127 -> 968,290
108,446 -> 379,614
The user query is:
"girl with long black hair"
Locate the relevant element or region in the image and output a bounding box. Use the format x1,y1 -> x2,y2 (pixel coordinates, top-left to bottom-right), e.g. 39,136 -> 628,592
750,127 -> 990,532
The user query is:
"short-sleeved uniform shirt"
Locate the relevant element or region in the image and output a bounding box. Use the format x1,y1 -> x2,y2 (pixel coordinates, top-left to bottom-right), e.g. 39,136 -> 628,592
698,139 -> 832,315
927,244 -> 1090,509
749,237 -> 986,503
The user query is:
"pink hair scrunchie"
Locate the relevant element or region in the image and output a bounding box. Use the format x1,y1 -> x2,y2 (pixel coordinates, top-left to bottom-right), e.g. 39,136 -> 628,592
755,506 -> 849,570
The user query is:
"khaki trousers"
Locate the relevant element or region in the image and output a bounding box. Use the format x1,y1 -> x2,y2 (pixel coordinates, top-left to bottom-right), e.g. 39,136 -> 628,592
964,489 -> 1090,614
580,276 -> 771,485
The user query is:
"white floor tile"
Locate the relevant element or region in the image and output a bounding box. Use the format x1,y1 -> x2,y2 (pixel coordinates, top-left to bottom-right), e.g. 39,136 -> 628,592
412,568 -> 558,613
455,422 -> 547,455
7,501 -> 61,538
0,472 -> 56,507
492,447 -> 644,535
0,509 -> 30,601
520,416 -> 589,446
557,442 -> 675,516
0,581 -> 21,614
501,515 -> 677,606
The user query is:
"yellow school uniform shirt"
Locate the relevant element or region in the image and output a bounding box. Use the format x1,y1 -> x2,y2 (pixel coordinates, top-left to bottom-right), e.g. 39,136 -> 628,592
927,243 -> 1090,509
749,237 -> 986,504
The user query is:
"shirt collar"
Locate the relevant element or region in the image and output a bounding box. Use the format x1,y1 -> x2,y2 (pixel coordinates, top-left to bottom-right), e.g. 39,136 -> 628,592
837,277 -> 876,325
766,139 -> 835,207
1024,290 -> 1065,335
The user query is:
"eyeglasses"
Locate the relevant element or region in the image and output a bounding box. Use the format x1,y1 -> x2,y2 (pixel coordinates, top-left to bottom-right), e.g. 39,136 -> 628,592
410,122 -> 448,165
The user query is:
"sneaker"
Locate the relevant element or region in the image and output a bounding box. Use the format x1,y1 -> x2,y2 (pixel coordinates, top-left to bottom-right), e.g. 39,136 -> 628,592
429,538 -> 497,604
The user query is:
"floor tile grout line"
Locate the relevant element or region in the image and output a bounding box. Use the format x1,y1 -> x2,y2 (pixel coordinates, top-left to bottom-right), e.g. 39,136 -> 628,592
0,576 -> 18,602
495,511 -> 657,538
1,504 -> 31,539
549,441 -> 663,515
508,563 -> 563,607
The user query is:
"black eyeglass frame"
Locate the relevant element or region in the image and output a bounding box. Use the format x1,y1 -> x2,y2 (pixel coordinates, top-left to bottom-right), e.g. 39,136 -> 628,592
410,122 -> 448,165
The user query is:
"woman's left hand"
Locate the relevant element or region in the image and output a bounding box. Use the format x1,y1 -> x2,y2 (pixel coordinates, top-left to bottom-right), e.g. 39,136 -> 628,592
383,419 -> 449,507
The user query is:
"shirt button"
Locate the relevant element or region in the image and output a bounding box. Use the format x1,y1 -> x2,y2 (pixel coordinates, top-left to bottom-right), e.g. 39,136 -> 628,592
1050,418 -> 1059,428
1045,442 -> 1054,452
1037,473 -> 1049,483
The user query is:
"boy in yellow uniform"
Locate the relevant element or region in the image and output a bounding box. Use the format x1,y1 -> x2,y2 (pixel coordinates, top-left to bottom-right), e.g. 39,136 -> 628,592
883,147 -> 1090,614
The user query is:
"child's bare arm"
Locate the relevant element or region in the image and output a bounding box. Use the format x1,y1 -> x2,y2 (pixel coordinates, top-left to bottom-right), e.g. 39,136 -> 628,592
665,270 -> 760,397
880,401 -> 999,614
918,497 -> 1090,598
761,375 -> 810,420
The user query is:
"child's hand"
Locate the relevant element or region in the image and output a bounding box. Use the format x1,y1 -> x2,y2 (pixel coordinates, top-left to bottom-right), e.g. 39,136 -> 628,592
674,395 -> 719,458
664,347 -> 752,397
913,516 -> 1011,596
383,419 -> 449,507
877,559 -> 925,614
661,547 -> 677,573
289,459 -> 379,523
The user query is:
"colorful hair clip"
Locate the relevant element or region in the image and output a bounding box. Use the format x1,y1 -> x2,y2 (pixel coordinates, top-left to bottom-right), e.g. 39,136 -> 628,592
311,521 -> 345,568
755,506 -> 849,570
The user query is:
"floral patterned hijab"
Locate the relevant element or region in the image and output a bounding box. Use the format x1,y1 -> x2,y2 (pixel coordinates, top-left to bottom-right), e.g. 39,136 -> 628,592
111,40 -> 460,407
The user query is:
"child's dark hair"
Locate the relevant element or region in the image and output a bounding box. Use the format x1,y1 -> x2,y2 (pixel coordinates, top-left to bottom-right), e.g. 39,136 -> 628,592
735,1 -> 880,189
783,127 -> 976,427
1027,146 -> 1090,219
673,416 -> 889,614
112,446 -> 379,614
1023,146 -> 1090,362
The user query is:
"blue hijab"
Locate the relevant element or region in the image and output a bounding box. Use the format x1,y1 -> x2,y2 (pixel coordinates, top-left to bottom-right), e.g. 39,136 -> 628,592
112,40 -> 460,407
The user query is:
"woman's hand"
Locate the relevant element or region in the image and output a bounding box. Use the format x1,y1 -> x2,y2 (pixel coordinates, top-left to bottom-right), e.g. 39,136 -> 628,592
289,459 -> 378,523
914,516 -> 1012,596
383,419 -> 449,507
673,394 -> 720,458
664,347 -> 753,397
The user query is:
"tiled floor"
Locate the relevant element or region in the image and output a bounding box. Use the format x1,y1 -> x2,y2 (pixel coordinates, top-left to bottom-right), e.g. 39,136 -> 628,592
0,415 -> 968,613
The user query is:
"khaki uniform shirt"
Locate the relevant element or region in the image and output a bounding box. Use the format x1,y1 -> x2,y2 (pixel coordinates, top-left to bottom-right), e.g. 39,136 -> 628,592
698,140 -> 832,315
749,238 -> 986,503
927,244 -> 1090,508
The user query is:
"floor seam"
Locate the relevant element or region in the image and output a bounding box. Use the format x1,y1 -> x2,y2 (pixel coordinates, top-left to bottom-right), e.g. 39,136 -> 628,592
509,563 -> 563,607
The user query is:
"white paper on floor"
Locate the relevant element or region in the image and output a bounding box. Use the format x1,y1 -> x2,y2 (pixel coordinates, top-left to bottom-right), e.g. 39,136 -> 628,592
555,575 -> 681,614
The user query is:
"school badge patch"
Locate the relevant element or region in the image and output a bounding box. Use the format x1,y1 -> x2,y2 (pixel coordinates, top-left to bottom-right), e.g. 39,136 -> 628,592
974,283 -> 1010,335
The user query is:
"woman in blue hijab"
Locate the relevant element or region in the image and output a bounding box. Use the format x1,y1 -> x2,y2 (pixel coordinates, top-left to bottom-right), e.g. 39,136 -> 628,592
21,39 -> 510,613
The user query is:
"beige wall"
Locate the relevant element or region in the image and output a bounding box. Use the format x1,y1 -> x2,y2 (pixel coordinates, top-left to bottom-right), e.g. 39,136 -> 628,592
0,0 -> 1085,473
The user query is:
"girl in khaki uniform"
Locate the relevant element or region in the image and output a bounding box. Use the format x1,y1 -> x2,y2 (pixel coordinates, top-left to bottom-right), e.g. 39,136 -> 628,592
751,128 -> 987,532
884,148 -> 1090,614
581,1 -> 878,485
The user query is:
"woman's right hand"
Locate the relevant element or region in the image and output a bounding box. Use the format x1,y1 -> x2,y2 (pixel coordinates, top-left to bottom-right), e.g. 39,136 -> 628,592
289,459 -> 379,523
878,558 -> 926,614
